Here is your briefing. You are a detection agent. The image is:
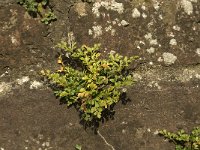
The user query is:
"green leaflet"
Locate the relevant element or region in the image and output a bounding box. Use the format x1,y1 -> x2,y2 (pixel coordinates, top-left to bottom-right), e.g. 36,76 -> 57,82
17,0 -> 56,25
159,127 -> 200,150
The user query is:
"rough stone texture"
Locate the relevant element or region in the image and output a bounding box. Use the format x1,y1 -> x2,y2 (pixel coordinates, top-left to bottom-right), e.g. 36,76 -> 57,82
69,0 -> 200,66
0,4 -> 57,81
0,0 -> 200,150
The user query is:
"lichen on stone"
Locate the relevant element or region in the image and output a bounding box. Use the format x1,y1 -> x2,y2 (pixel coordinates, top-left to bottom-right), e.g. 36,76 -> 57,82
162,52 -> 177,65
196,48 -> 200,56
0,82 -> 12,96
180,0 -> 195,15
90,25 -> 103,38
147,47 -> 155,54
120,20 -> 129,27
92,0 -> 124,18
132,8 -> 141,18
169,38 -> 177,46
16,76 -> 30,85
30,81 -> 43,89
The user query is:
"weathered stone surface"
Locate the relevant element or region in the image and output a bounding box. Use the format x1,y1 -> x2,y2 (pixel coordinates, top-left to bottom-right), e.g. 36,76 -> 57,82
69,0 -> 200,66
0,0 -> 15,6
0,4 -> 56,80
0,0 -> 199,150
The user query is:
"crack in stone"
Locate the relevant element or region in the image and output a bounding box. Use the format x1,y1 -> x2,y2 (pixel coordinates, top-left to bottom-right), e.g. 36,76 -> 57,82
97,130 -> 115,150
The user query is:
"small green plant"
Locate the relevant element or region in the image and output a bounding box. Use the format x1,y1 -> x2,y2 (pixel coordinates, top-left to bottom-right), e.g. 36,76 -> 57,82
17,0 -> 48,15
75,144 -> 82,150
41,11 -> 57,25
159,127 -> 200,150
42,42 -> 137,123
17,0 -> 56,24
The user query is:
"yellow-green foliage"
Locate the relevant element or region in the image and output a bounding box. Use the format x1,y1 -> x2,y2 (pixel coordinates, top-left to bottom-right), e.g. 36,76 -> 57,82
17,0 -> 56,24
17,0 -> 48,15
42,42 -> 138,122
159,127 -> 200,150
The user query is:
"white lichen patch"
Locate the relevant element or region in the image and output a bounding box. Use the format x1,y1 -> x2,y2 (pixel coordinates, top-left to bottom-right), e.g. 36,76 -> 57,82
159,14 -> 163,20
109,50 -> 116,55
144,33 -> 152,40
147,81 -> 161,90
3,9 -> 18,30
111,29 -> 116,36
41,141 -> 50,147
162,52 -> 177,65
144,33 -> 158,46
139,41 -> 145,45
157,57 -> 163,62
147,47 -> 155,54
180,0 -> 194,15
169,38 -> 177,46
9,31 -> 21,46
105,25 -> 112,32
30,81 -> 43,89
132,73 -> 142,81
142,13 -> 147,19
25,134 -> 52,150
88,29 -> 93,35
89,25 -> 103,38
173,25 -> 181,31
1,76 -> 32,97
153,130 -> 159,135
11,36 -> 18,45
196,48 -> 200,56
104,25 -> 116,36
0,82 -> 12,96
167,32 -> 175,37
89,18 -> 123,37
120,20 -> 129,27
132,8 -> 141,18
147,128 -> 151,132
92,0 -> 124,18
16,76 -> 30,85
150,39 -> 158,45
112,20 -> 116,25
114,18 -> 119,24
149,62 -> 154,65
141,5 -> 146,10
152,0 -> 160,10
195,74 -> 200,79
177,69 -> 200,82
